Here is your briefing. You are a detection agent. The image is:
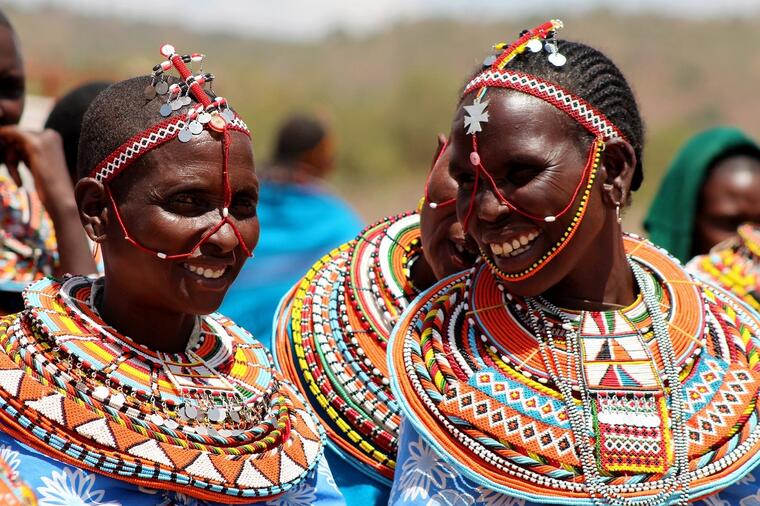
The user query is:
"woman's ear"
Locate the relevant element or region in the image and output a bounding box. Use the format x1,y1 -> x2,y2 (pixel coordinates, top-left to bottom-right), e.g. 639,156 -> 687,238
75,177 -> 109,243
599,137 -> 636,208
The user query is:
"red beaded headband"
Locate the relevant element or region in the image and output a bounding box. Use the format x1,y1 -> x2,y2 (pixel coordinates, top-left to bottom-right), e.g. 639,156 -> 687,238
89,43 -> 253,260
459,20 -> 626,280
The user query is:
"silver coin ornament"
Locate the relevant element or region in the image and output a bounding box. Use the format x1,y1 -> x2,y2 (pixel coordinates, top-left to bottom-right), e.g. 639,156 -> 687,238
208,407 -> 226,423
182,404 -> 199,420
155,81 -> 169,95
548,52 -> 566,67
178,127 -> 193,143
181,95 -> 192,106
170,99 -> 183,111
198,112 -> 211,124
195,425 -> 209,436
164,418 -> 180,430
159,103 -> 173,117
229,409 -> 241,423
482,55 -> 497,67
92,385 -> 110,401
221,108 -> 235,122
149,413 -> 165,426
526,38 -> 543,53
110,393 -> 126,409
189,120 -> 203,135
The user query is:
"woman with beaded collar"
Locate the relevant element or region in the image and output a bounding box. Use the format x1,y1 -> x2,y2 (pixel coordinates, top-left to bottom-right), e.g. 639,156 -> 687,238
0,44 -> 344,505
274,133 -> 477,505
388,21 -> 760,505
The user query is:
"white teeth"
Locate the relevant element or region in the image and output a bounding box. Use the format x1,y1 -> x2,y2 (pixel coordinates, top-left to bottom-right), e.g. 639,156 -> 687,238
490,231 -> 541,258
183,264 -> 226,279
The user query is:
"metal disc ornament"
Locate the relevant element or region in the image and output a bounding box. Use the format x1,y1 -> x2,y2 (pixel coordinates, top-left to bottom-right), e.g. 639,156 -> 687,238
92,385 -> 110,401
178,127 -> 193,143
198,112 -> 211,124
221,108 -> 235,122
188,120 -> 203,135
149,413 -> 165,426
159,103 -> 173,117
110,393 -> 126,408
526,38 -> 543,53
182,404 -> 199,420
164,418 -> 180,430
229,409 -> 241,423
208,407 -> 226,423
170,99 -> 183,111
482,55 -> 497,67
548,52 -> 567,67
209,114 -> 226,132
155,81 -> 169,95
181,95 -> 192,106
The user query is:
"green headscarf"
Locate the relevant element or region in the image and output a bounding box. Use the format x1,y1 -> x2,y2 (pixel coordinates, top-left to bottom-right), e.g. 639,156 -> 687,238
644,127 -> 760,264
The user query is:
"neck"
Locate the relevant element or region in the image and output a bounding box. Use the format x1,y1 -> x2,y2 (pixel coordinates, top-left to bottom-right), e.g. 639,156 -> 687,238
98,278 -> 196,353
409,254 -> 437,292
543,225 -> 636,311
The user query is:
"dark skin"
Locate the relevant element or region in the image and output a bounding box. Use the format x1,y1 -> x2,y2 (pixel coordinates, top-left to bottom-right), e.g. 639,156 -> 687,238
76,130 -> 259,352
449,91 -> 638,310
0,24 -> 95,277
418,134 -> 477,285
693,155 -> 760,256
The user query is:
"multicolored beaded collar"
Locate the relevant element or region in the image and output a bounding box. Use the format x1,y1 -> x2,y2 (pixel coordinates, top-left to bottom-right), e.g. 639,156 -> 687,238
0,449 -> 36,505
0,276 -> 324,503
688,223 -> 760,311
458,20 -> 625,281
274,212 -> 421,484
389,234 -> 760,504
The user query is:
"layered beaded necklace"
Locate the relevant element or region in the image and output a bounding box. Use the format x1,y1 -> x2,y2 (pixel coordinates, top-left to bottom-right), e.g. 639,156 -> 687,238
275,211 -> 421,484
0,276 -> 325,502
688,224 -> 760,311
389,234 -> 760,505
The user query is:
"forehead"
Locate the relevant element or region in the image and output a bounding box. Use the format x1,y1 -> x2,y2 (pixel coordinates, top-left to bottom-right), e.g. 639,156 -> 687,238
452,90 -> 581,150
121,131 -> 255,189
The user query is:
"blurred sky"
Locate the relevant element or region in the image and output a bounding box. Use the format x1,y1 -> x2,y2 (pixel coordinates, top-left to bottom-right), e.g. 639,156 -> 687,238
6,0 -> 760,40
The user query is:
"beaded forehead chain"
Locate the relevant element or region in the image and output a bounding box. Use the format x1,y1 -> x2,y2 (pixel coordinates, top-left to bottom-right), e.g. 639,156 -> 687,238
460,20 -> 627,281
89,44 -> 252,260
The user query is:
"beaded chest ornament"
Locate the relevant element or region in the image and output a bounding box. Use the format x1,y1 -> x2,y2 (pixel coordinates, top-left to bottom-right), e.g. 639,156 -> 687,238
90,43 -> 252,260
458,20 -> 624,281
275,212 -> 422,483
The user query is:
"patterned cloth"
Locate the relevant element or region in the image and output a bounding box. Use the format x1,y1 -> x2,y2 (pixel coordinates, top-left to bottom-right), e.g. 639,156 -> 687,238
0,174 -> 57,292
388,235 -> 760,505
0,276 -> 345,504
389,420 -> 760,506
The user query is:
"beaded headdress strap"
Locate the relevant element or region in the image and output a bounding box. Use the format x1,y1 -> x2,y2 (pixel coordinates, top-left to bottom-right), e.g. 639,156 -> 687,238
89,44 -> 252,260
459,20 -> 626,281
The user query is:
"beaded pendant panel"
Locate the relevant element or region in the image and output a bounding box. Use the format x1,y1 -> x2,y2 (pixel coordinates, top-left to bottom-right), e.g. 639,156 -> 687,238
275,212 -> 421,484
0,276 -> 325,503
687,223 -> 760,312
389,234 -> 760,504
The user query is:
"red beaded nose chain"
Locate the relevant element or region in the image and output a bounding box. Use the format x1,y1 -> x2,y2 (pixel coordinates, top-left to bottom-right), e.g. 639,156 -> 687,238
90,43 -> 253,260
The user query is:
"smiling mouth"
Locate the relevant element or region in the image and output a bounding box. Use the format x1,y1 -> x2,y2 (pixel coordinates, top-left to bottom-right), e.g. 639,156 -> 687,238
182,263 -> 228,279
488,231 -> 540,258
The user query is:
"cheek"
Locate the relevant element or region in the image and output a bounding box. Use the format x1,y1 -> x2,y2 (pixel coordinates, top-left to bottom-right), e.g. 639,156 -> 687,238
0,98 -> 23,125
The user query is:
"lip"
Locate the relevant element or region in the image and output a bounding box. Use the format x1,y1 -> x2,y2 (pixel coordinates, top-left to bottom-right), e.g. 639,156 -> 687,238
178,258 -> 236,290
447,239 -> 475,270
481,227 -> 543,267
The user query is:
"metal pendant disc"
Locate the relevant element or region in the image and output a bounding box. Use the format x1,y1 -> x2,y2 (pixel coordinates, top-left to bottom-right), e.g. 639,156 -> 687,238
155,81 -> 169,95
170,99 -> 183,111
526,38 -> 543,53
178,128 -> 193,143
221,108 -> 235,122
189,120 -> 203,135
198,112 -> 211,124
208,407 -> 226,423
482,55 -> 497,67
548,52 -> 567,67
92,385 -> 110,401
184,404 -> 199,420
159,103 -> 173,117
229,409 -> 241,422
149,413 -> 165,426
209,114 -> 227,132
195,425 -> 209,436
110,393 -> 126,408
164,418 -> 179,430
181,95 -> 192,106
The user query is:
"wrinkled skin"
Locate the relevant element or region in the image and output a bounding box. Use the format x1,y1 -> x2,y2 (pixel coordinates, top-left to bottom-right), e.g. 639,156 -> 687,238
693,155 -> 760,256
76,130 -> 259,351
419,135 -> 477,282
449,90 -> 638,309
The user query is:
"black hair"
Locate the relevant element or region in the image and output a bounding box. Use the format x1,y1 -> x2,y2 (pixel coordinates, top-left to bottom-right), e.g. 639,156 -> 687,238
45,81 -> 112,183
707,145 -> 760,176
77,75 -> 221,182
464,39 -> 645,191
273,114 -> 327,164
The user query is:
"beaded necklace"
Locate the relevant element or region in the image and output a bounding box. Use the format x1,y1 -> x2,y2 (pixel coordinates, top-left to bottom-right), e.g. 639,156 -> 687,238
389,234 -> 760,505
275,212 -> 421,484
688,224 -> 760,311
0,276 -> 325,503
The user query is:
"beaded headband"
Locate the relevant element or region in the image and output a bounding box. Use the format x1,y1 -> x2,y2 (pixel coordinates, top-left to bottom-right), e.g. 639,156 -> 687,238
89,44 -> 252,260
459,20 -> 626,281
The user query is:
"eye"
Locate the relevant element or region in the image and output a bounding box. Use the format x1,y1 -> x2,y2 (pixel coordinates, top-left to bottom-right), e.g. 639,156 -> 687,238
0,76 -> 24,100
165,192 -> 211,217
229,194 -> 257,219
451,167 -> 476,189
507,164 -> 544,187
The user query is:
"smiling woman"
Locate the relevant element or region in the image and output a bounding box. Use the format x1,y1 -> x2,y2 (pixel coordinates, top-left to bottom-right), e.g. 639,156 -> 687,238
0,44 -> 344,505
388,20 -> 760,506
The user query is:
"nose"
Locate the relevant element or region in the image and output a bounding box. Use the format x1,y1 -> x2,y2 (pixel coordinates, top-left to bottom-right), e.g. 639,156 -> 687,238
475,187 -> 509,224
205,219 -> 240,254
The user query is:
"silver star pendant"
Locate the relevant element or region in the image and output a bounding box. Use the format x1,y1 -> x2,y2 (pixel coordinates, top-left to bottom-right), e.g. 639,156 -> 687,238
463,99 -> 490,135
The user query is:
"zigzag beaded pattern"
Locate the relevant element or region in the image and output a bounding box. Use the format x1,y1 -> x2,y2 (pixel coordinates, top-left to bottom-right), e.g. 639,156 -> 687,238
90,115 -> 250,183
275,212 -> 421,483
463,69 -> 623,142
0,276 -> 325,503
389,235 -> 760,504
